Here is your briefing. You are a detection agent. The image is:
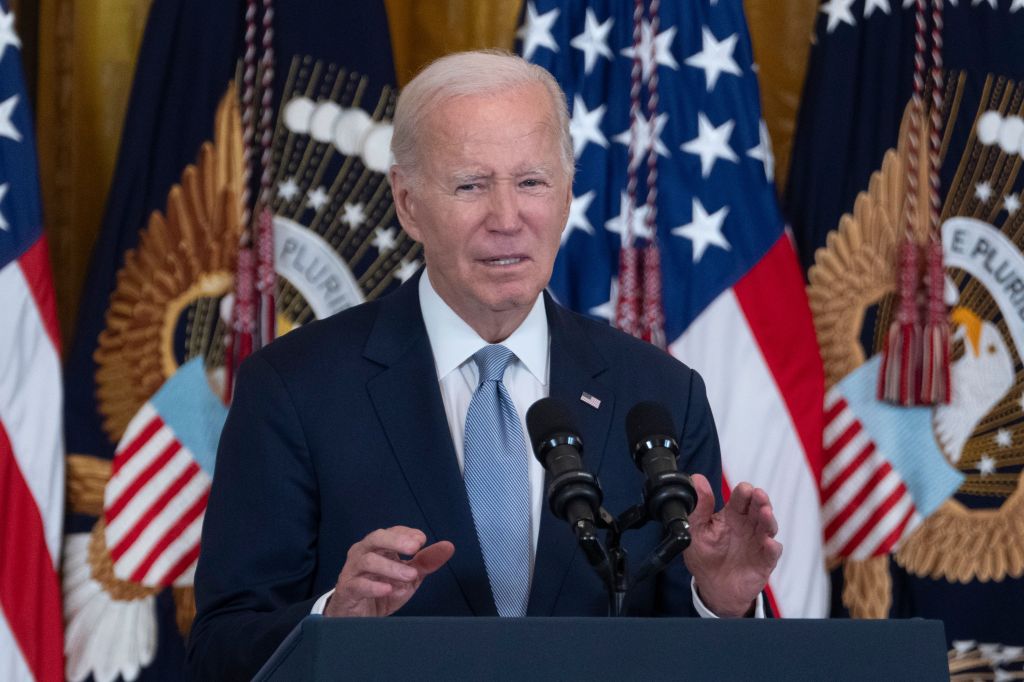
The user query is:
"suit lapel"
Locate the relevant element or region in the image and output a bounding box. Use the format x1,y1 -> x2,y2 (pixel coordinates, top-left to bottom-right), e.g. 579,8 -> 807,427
364,274 -> 497,616
528,295 -> 615,616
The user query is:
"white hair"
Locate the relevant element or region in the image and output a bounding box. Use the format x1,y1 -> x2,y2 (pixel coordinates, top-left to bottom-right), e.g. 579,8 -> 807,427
390,49 -> 574,183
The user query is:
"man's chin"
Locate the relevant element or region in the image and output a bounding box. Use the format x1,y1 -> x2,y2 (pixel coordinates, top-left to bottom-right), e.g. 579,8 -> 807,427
483,285 -> 544,313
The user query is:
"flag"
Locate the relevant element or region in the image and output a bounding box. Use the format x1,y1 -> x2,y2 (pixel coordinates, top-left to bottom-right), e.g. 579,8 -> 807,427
522,0 -> 829,617
822,355 -> 963,560
103,359 -> 226,590
60,1 -> 404,678
786,0 -> 1024,656
0,2 -> 65,680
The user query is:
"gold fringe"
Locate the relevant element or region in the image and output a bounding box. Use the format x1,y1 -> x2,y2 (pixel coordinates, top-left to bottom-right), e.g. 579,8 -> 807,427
94,83 -> 244,442
895,487 -> 1024,583
87,520 -> 161,602
173,586 -> 196,638
66,454 -> 111,517
842,556 -> 892,619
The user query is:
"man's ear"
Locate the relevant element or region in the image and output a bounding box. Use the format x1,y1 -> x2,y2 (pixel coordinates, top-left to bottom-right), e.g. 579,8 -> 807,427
389,166 -> 422,242
560,177 -> 573,225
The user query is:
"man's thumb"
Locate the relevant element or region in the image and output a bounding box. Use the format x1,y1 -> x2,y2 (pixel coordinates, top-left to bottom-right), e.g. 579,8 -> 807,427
410,540 -> 455,576
688,473 -> 715,525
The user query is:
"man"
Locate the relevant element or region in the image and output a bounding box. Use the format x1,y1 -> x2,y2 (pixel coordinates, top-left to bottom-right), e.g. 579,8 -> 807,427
188,51 -> 780,680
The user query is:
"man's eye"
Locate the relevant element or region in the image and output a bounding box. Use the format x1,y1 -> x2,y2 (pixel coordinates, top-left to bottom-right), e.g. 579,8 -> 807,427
456,183 -> 479,192
521,179 -> 545,188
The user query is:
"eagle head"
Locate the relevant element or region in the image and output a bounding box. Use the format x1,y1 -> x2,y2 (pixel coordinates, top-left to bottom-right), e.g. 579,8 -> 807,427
933,307 -> 1014,464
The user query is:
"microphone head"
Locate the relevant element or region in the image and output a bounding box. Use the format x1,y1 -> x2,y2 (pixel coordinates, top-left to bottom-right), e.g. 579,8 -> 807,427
626,401 -> 678,465
526,397 -> 582,465
626,401 -> 676,443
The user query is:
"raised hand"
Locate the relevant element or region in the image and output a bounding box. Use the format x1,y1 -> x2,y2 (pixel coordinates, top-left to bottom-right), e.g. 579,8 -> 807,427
324,526 -> 455,617
682,474 -> 782,617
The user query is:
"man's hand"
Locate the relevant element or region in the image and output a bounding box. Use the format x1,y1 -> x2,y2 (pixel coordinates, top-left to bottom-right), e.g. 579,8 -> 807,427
324,526 -> 455,617
682,474 -> 782,617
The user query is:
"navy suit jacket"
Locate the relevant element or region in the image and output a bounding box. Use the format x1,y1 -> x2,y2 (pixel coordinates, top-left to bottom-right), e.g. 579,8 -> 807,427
187,273 -> 724,680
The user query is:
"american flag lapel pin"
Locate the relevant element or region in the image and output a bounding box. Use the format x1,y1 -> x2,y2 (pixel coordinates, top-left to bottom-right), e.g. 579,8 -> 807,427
580,392 -> 601,409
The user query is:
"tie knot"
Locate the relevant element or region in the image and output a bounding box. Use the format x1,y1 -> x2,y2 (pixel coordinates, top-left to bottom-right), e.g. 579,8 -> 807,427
473,344 -> 515,383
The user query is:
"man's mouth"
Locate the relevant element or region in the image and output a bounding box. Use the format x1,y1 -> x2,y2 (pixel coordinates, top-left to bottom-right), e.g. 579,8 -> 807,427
483,256 -> 526,266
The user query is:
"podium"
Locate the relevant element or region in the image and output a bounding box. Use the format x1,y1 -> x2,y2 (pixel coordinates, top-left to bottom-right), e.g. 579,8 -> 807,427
253,616 -> 948,680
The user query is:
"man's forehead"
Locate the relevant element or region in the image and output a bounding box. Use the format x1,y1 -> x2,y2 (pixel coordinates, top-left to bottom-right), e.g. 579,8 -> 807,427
448,162 -> 557,180
426,100 -> 560,153
428,83 -> 553,127
442,119 -> 557,146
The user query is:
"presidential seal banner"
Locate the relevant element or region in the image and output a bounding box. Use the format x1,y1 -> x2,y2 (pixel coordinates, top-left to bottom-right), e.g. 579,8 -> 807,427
60,1 -> 407,678
787,0 -> 1024,671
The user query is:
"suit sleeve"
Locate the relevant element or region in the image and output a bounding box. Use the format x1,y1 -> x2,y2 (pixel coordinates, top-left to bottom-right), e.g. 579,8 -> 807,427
662,368 -> 774,619
186,353 -> 321,681
677,369 -> 724,509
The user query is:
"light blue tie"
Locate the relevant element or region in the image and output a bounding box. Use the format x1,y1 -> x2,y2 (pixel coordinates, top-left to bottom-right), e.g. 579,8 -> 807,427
463,344 -> 532,617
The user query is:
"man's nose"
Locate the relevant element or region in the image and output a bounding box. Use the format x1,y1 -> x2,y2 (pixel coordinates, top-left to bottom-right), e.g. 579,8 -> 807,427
489,184 -> 520,232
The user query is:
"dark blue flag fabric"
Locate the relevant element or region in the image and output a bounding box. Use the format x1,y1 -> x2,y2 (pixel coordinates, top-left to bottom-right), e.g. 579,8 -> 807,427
786,0 -> 1024,668
60,1 -> 408,678
521,0 -> 830,617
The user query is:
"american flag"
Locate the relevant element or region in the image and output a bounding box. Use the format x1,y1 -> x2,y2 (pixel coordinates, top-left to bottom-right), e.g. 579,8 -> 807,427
821,355 -> 963,560
522,0 -> 829,616
0,2 -> 65,679
103,358 -> 226,588
823,388 -> 919,559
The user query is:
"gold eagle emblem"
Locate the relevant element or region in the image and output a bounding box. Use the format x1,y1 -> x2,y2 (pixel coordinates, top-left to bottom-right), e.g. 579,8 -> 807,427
809,72 -> 1024,618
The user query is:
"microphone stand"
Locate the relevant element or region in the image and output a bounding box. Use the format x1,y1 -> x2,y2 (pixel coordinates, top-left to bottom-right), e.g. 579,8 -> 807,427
574,504 -> 691,616
569,516 -> 619,616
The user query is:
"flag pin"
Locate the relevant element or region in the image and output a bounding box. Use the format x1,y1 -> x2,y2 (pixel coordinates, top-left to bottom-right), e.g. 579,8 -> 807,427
580,392 -> 601,409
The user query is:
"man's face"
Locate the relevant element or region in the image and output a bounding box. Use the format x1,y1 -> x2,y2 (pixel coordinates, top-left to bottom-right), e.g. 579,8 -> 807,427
391,82 -> 572,334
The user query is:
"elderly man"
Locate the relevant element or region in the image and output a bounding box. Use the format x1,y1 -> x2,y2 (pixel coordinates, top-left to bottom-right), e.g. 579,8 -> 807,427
188,50 -> 780,680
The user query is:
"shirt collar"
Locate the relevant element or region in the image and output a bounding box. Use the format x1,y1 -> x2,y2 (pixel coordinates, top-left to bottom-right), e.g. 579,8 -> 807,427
418,267 -> 549,383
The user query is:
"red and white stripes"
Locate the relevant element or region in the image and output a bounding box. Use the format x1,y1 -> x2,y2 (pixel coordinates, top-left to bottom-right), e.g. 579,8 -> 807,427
103,405 -> 211,588
0,236 -> 64,682
821,388 -> 919,560
671,234 -> 829,618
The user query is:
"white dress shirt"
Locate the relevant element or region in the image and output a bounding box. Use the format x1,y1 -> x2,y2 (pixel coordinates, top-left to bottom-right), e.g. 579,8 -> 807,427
418,268 -> 549,559
313,269 -> 762,618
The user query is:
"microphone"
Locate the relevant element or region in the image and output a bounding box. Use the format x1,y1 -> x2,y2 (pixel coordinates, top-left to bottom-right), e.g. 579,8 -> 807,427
625,401 -> 697,534
528,398 -> 616,603
525,397 -> 603,531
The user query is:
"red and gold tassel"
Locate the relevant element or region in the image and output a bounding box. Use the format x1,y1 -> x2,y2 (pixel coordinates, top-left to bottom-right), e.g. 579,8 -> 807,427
878,238 -> 921,405
919,239 -> 950,403
917,0 -> 949,404
615,246 -> 642,338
